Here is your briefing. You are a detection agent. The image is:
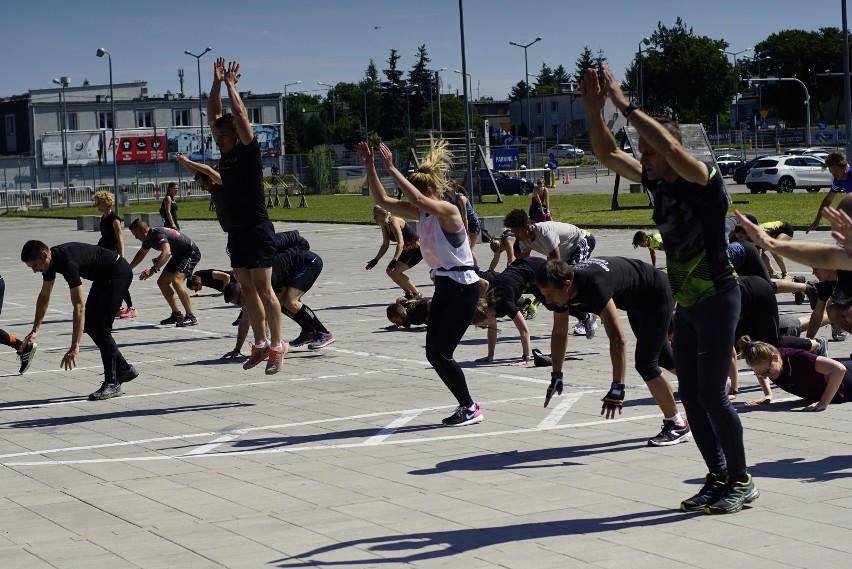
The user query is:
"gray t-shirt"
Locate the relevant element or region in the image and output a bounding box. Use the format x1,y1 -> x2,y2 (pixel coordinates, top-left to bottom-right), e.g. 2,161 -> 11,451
518,221 -> 581,259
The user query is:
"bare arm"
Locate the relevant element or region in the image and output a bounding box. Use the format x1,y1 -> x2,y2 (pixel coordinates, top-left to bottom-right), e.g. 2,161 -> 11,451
580,67 -> 642,183
128,247 -> 149,270
60,285 -> 86,370
807,356 -> 848,411
112,218 -> 125,257
176,152 -> 222,185
357,142 -> 419,220
507,311 -> 532,366
809,192 -> 839,231
208,57 -> 225,125
139,244 -> 171,281
223,61 -> 253,145
550,310 -> 571,374
599,300 -> 627,383
163,196 -> 176,228
25,280 -> 55,343
388,218 -> 406,263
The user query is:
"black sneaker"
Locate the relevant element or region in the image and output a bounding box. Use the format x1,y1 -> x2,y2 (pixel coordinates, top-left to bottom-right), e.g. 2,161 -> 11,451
832,324 -> 847,342
792,275 -> 806,305
17,342 -> 37,374
160,312 -> 183,325
116,365 -> 138,384
441,402 -> 483,427
648,421 -> 692,447
88,382 -> 122,401
680,473 -> 728,512
704,474 -> 760,515
176,314 -> 198,327
816,336 -> 828,357
289,330 -> 318,347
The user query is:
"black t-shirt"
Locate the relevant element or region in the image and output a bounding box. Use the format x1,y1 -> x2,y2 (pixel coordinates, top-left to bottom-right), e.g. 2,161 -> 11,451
383,222 -> 420,246
270,248 -> 306,291
44,243 -> 118,288
558,256 -> 666,314
481,257 -> 546,318
194,269 -> 235,292
218,138 -> 267,228
97,212 -> 121,251
273,230 -> 310,253
140,227 -> 195,259
159,197 -> 179,229
208,184 -> 233,233
728,240 -> 770,282
642,167 -> 735,306
403,298 -> 430,326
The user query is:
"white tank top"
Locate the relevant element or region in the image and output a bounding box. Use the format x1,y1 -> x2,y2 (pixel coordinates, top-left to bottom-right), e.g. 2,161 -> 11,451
419,212 -> 478,285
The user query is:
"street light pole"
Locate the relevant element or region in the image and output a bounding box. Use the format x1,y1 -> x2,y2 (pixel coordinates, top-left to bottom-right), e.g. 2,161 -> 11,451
96,49 -> 120,216
510,36 -> 542,168
184,47 -> 212,162
51,77 -> 70,201
435,68 -> 446,133
453,69 -> 473,102
749,77 -> 811,146
638,37 -> 651,108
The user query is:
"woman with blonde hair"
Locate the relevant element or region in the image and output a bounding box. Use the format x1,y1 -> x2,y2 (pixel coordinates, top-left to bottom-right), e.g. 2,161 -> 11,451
94,190 -> 136,319
366,205 -> 423,299
736,335 -> 852,411
359,139 -> 482,427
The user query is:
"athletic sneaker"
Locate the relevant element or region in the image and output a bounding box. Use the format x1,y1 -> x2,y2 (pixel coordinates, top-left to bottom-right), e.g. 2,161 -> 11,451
648,421 -> 692,447
704,474 -> 759,515
289,329 -> 319,348
119,307 -> 138,319
442,402 -> 483,427
160,312 -> 183,325
680,473 -> 728,512
116,365 -> 138,384
584,314 -> 599,339
792,275 -> 806,305
176,314 -> 198,327
524,306 -> 537,320
816,336 -> 828,357
307,332 -> 335,350
17,342 -> 37,374
243,342 -> 270,370
570,322 -> 586,336
832,324 -> 848,342
88,381 -> 122,401
265,345 -> 288,375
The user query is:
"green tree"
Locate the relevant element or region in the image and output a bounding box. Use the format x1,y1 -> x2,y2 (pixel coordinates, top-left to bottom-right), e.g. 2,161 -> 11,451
533,62 -> 555,95
574,46 -> 596,85
408,44 -> 433,131
508,80 -> 528,101
379,49 -> 407,139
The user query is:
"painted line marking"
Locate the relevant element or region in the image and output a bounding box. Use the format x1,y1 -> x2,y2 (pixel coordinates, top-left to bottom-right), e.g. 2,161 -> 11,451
363,411 -> 422,445
537,392 -> 585,429
178,430 -> 247,457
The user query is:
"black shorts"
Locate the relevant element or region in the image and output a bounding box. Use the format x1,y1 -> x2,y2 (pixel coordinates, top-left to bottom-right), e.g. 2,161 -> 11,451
282,251 -> 323,293
229,221 -> 276,269
766,222 -> 794,239
399,247 -> 423,268
165,245 -> 201,278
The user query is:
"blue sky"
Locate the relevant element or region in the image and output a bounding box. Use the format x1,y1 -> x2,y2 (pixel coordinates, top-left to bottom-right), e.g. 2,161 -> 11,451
2,0 -> 840,101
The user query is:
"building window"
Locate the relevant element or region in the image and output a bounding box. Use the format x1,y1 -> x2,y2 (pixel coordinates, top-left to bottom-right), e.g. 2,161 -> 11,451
174,109 -> 191,126
248,107 -> 262,123
98,111 -> 113,129
65,113 -> 78,130
551,101 -> 558,113
5,114 -> 14,136
535,102 -> 542,115
135,110 -> 153,128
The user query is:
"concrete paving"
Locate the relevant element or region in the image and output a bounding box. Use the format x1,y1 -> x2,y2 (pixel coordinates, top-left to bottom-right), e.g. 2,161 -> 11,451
1,212 -> 851,569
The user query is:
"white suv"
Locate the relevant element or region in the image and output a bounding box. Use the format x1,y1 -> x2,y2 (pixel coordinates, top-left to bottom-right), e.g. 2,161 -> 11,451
546,144 -> 585,159
745,154 -> 832,193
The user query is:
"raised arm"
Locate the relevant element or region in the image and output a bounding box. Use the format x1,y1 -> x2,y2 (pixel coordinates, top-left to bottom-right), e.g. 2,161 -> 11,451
357,142 -> 419,219
222,60 -> 253,145
176,152 -> 222,185
600,65 -> 708,185
580,67 -> 642,183
208,57 -> 225,125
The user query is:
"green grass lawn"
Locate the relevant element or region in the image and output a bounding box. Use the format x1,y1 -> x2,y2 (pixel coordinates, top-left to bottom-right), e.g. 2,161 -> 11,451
5,191 -> 831,229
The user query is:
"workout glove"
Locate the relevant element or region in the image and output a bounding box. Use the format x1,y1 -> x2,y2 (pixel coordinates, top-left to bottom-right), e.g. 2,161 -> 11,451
601,382 -> 626,419
544,371 -> 563,408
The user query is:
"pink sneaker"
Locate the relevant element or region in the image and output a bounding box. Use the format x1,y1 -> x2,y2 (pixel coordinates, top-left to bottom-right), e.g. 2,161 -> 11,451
119,307 -> 138,319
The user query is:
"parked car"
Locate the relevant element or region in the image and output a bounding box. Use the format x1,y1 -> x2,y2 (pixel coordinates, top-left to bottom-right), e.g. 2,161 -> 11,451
546,144 -> 585,159
733,155 -> 771,184
479,169 -> 534,195
744,155 -> 832,193
715,154 -> 746,176
784,147 -> 831,160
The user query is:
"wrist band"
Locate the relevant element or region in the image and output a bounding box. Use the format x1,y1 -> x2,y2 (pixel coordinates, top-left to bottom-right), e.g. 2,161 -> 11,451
622,102 -> 640,118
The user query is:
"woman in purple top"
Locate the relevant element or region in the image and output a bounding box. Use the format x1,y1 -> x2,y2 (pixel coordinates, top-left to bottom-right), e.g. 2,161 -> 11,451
737,335 -> 852,411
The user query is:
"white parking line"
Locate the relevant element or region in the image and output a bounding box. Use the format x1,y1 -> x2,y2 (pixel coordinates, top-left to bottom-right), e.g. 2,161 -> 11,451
363,410 -> 422,445
537,392 -> 586,429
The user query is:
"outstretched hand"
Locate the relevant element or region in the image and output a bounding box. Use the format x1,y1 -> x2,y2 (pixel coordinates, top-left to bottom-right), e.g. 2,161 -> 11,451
579,68 -> 607,114
213,57 -> 226,82
734,210 -> 773,249
224,61 -> 241,85
357,141 -> 373,165
823,206 -> 852,250
378,143 -> 394,170
600,64 -> 630,110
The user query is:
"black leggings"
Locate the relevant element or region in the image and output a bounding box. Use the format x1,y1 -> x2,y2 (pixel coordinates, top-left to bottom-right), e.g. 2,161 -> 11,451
426,276 -> 479,407
84,259 -> 133,384
674,286 -> 748,477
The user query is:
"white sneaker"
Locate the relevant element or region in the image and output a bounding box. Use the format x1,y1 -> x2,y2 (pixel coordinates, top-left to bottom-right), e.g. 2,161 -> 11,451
584,314 -> 599,339
570,322 -> 586,336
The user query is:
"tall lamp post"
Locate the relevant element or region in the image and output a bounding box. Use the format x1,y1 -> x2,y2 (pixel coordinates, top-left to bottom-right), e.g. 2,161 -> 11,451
51,77 -> 70,202
283,80 -> 301,156
720,47 -> 752,131
453,69 -> 473,101
509,36 -> 542,168
184,47 -> 212,162
317,82 -> 337,127
637,37 -> 651,108
96,48 -> 120,216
